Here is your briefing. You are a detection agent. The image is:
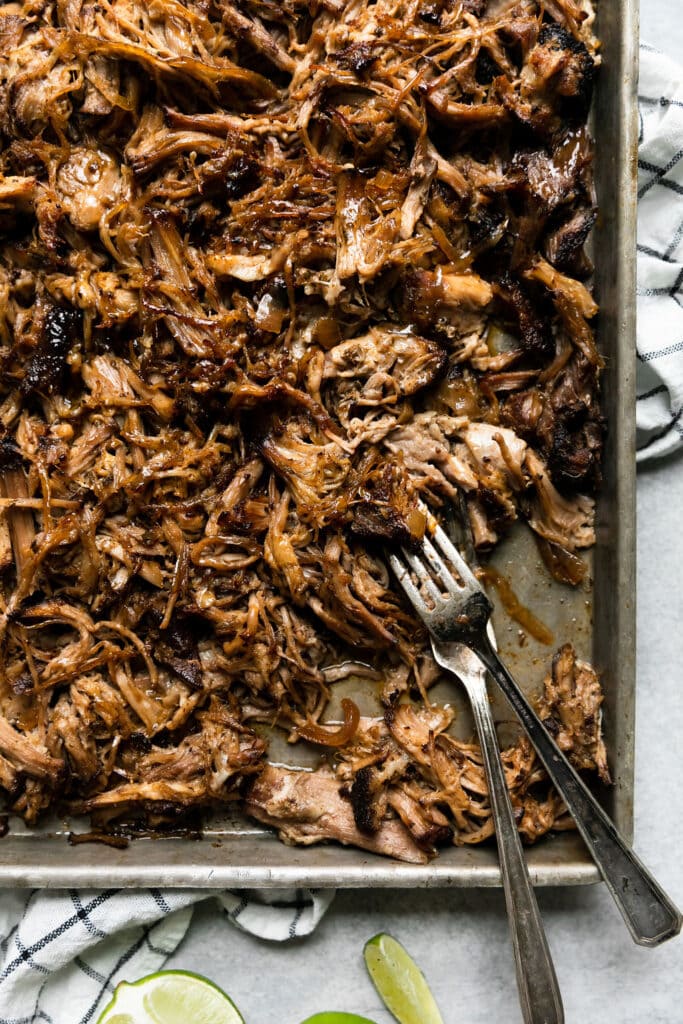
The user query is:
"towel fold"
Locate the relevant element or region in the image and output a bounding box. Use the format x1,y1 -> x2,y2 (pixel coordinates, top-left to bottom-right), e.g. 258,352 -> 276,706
636,44 -> 683,459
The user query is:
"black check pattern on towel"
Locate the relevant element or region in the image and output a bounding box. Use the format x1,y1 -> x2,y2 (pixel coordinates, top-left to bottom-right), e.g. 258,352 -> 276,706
636,45 -> 683,458
0,889 -> 333,1024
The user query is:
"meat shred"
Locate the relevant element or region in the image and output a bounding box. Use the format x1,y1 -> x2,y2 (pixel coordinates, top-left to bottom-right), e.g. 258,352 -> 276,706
0,0 -> 607,858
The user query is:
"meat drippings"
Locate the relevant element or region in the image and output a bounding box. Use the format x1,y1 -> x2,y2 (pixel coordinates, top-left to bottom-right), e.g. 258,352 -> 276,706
478,566 -> 554,645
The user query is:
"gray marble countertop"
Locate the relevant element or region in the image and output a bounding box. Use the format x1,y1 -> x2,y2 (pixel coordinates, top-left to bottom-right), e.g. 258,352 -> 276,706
164,8 -> 683,1022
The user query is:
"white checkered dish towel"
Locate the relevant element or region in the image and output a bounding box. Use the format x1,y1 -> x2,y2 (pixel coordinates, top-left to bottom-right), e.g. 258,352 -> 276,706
0,887 -> 334,1023
1,38 -> 682,1024
637,45 -> 683,459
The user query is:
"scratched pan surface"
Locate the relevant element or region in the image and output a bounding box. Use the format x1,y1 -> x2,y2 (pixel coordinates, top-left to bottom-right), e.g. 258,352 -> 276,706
0,0 -> 638,888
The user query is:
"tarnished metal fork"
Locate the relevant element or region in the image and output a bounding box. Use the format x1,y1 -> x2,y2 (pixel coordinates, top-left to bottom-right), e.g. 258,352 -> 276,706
388,512 -> 682,952
438,636 -> 564,1024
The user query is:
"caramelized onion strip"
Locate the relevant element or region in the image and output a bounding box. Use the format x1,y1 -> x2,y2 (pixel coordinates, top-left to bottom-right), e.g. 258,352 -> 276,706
295,698 -> 360,747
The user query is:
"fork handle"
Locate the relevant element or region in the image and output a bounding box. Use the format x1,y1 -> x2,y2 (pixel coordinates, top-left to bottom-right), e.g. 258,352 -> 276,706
466,675 -> 564,1024
477,639 -> 682,947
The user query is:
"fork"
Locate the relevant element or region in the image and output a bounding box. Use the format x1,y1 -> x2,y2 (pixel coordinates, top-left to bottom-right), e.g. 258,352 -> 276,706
388,512 -> 682,948
442,636 -> 564,1024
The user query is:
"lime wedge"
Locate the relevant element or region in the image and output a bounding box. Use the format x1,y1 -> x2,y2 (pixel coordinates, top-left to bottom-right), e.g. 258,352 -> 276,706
300,1015 -> 377,1023
96,970 -> 244,1024
363,934 -> 443,1024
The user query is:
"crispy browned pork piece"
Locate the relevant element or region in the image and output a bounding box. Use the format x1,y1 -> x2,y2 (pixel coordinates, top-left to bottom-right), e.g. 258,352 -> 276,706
538,643 -> 610,784
246,763 -> 431,864
0,0 -> 606,856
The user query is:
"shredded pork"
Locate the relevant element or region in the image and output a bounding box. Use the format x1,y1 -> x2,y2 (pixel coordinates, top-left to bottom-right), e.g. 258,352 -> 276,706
0,0 -> 607,857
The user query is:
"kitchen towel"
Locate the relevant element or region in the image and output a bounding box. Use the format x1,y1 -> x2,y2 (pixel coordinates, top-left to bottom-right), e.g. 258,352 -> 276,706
636,44 -> 683,459
1,39 -> 682,1024
0,887 -> 334,1023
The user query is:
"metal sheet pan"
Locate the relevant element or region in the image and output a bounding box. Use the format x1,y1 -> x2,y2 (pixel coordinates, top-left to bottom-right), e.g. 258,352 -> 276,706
0,0 -> 639,888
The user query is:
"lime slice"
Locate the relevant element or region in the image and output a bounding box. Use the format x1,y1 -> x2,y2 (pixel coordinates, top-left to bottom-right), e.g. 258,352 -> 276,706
363,934 -> 443,1024
96,970 -> 244,1024
300,1015 -> 377,1024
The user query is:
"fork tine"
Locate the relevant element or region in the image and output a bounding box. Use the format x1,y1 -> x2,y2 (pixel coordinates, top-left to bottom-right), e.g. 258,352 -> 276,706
420,535 -> 463,594
398,547 -> 443,604
387,551 -> 432,623
429,518 -> 481,590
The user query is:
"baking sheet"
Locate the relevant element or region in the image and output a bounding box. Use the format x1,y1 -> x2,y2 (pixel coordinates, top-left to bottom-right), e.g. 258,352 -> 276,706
0,0 -> 639,888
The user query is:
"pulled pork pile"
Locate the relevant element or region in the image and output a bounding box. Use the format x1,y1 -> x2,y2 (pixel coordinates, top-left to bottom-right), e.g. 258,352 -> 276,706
0,0 -> 608,859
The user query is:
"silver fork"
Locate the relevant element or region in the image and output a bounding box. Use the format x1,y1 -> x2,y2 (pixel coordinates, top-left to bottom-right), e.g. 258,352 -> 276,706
388,513 -> 682,949
442,636 -> 564,1024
